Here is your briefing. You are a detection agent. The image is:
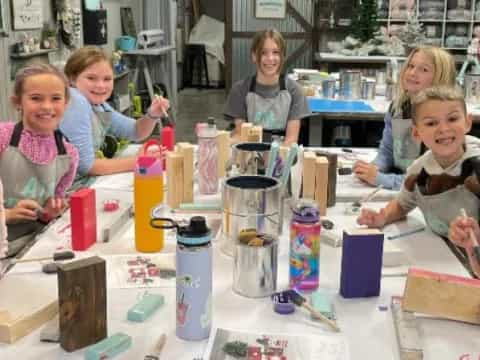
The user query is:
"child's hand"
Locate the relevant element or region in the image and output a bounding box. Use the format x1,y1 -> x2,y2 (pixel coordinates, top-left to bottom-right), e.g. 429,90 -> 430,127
148,96 -> 170,118
43,197 -> 68,219
353,160 -> 378,186
449,215 -> 480,249
5,199 -> 41,223
356,207 -> 387,228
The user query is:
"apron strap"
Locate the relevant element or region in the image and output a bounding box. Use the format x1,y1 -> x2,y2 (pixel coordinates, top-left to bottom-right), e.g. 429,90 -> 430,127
249,74 -> 287,92
54,129 -> 67,155
9,122 -> 23,147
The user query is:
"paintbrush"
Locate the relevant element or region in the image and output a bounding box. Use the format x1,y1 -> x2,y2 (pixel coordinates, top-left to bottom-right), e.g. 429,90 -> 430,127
283,289 -> 340,332
352,185 -> 383,208
11,250 -> 75,264
460,209 -> 480,265
144,333 -> 167,360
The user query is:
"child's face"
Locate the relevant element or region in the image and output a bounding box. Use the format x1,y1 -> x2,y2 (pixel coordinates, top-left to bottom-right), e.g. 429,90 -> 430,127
252,38 -> 281,79
412,100 -> 472,167
402,51 -> 435,94
16,74 -> 68,135
72,60 -> 113,105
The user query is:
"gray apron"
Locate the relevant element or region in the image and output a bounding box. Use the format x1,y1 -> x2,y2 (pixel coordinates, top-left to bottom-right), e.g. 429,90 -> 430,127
246,75 -> 292,131
0,122 -> 71,247
414,168 -> 480,238
392,106 -> 422,172
91,106 -> 113,155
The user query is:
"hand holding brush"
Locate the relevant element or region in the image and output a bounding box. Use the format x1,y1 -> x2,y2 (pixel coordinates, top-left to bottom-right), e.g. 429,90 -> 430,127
283,289 -> 340,332
458,209 -> 480,266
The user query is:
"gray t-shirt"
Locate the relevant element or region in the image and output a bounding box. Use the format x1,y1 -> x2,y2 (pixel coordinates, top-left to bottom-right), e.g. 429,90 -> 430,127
223,75 -> 310,125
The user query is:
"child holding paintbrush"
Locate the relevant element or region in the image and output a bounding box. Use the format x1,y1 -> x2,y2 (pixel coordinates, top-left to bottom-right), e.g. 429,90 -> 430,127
357,86 -> 480,241
449,210 -> 480,277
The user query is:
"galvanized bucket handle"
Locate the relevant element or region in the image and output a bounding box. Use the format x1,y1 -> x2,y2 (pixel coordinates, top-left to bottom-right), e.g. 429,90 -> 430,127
150,217 -> 179,230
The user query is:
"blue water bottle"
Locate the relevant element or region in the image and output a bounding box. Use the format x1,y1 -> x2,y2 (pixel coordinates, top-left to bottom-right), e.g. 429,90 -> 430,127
152,215 -> 212,340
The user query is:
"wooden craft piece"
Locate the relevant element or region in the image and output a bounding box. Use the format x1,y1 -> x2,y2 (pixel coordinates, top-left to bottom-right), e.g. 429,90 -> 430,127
216,130 -> 230,177
58,256 -> 107,352
176,143 -> 194,203
315,151 -> 337,207
240,123 -> 253,142
340,228 -> 384,298
402,267 -> 480,324
247,126 -> 263,143
70,188 -> 97,251
302,151 -> 316,200
166,152 -> 184,209
0,275 -> 58,343
314,156 -> 329,216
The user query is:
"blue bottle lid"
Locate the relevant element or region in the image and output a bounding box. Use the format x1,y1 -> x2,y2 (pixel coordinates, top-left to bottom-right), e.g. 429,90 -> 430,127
291,200 -> 319,224
177,216 -> 211,246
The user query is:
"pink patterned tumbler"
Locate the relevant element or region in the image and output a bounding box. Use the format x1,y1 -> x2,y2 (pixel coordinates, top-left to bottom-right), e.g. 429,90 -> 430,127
197,118 -> 218,194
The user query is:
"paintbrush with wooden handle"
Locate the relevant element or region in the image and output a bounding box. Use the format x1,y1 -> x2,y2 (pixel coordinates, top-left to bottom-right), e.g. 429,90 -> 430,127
460,209 -> 480,265
284,289 -> 340,332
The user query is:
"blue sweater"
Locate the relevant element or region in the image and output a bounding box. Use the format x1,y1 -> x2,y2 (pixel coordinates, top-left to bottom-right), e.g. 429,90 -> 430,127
373,108 -> 405,190
60,88 -> 137,175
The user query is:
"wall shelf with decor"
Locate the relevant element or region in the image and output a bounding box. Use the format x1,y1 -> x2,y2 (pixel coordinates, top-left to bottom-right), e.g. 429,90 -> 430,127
10,48 -> 58,59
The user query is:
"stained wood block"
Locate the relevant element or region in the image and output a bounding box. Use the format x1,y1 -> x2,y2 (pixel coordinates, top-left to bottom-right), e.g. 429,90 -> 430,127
340,229 -> 384,298
0,275 -> 58,343
58,256 -> 107,352
402,268 -> 480,324
240,123 -> 253,142
314,156 -> 329,216
166,152 -> 184,209
302,151 -> 316,200
315,151 -> 337,207
176,143 -> 194,203
216,130 -> 230,178
247,126 -> 263,143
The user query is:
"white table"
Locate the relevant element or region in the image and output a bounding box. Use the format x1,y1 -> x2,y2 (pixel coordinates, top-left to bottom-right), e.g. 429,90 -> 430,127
0,171 -> 479,359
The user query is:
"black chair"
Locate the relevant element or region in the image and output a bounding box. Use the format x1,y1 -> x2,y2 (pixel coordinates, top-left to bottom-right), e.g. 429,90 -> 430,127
183,44 -> 210,88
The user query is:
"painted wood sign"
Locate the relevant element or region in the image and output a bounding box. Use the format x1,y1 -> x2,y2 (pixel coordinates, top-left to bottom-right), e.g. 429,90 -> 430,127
255,0 -> 287,19
12,0 -> 43,30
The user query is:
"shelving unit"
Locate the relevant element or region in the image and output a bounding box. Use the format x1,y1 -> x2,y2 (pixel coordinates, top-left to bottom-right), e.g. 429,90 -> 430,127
109,70 -> 131,115
378,0 -> 480,55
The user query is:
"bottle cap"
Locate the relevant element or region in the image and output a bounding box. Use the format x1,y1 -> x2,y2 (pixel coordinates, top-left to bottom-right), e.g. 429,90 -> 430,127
292,200 -> 319,223
177,216 -> 211,245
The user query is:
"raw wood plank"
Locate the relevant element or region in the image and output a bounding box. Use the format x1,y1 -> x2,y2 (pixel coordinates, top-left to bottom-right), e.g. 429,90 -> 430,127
0,275 -> 58,344
314,156 -> 329,216
247,126 -> 263,142
240,123 -> 253,142
402,267 -> 480,324
166,152 -> 184,209
177,143 -> 194,203
216,130 -> 230,178
302,151 -> 316,199
58,256 -> 107,352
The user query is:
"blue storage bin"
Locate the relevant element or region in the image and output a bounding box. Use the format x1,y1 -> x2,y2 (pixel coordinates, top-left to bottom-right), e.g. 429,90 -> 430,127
116,36 -> 136,51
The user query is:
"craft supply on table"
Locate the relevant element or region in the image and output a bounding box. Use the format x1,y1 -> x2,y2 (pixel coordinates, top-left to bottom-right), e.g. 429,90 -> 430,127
144,333 -> 167,360
281,289 -> 340,332
39,315 -> 60,343
70,188 -> 97,251
271,291 -> 295,314
350,185 -> 383,211
11,250 -> 74,264
84,332 -> 132,360
391,296 -> 423,360
386,227 -> 426,240
101,203 -> 133,242
197,117 -> 219,194
290,200 -> 321,291
135,139 -> 164,252
179,202 -> 222,211
311,289 -> 335,320
127,293 -> 164,322
460,208 -> 480,264
266,140 -> 279,177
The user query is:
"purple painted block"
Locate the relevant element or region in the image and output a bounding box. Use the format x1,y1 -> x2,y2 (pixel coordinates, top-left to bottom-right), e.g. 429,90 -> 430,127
340,229 -> 384,298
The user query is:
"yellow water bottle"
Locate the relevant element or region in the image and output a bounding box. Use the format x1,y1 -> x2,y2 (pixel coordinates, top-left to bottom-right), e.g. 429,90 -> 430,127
134,140 -> 164,252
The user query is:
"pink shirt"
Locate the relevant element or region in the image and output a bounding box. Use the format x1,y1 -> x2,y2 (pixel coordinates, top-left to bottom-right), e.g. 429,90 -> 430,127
0,122 -> 79,197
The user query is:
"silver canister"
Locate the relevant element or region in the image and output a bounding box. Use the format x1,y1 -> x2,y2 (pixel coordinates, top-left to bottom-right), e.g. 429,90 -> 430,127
464,73 -> 480,104
339,70 -> 362,100
361,78 -> 376,100
233,236 -> 278,298
322,79 -> 336,99
232,142 -> 271,175
221,176 -> 281,256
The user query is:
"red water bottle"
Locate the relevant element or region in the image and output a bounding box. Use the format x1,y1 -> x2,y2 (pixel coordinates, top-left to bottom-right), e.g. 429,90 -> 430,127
161,125 -> 175,168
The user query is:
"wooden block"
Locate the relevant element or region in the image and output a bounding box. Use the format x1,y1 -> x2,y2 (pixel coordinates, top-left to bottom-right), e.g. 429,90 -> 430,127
314,156 -> 329,216
302,151 -> 316,199
177,143 -> 194,203
58,256 -> 107,352
0,275 -> 58,343
70,188 -> 97,251
402,268 -> 480,324
216,130 -> 230,178
247,126 -> 263,143
340,229 -> 384,298
315,151 -> 338,207
166,152 -> 184,209
240,122 -> 253,142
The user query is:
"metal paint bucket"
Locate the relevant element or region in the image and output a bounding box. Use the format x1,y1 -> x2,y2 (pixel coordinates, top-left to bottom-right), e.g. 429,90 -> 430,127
232,142 -> 271,175
339,70 -> 362,100
221,176 -> 281,256
233,236 -> 278,297
322,79 -> 336,99
464,73 -> 480,103
361,79 -> 376,100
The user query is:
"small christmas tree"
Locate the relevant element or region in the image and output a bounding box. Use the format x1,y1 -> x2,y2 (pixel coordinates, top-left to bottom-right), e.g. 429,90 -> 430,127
351,0 -> 380,43
397,13 -> 426,52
